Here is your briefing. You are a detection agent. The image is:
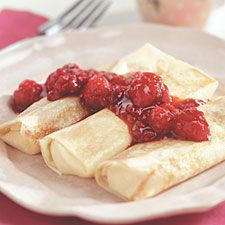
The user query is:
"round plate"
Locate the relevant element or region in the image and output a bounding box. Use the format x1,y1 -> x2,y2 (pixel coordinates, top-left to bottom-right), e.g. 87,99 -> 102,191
0,23 -> 225,224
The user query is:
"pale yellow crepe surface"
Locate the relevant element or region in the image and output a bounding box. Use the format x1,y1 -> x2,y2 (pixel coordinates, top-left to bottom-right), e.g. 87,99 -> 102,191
108,44 -> 218,100
40,109 -> 131,177
40,43 -> 219,177
0,97 -> 88,154
95,97 -> 225,201
0,43 -> 218,155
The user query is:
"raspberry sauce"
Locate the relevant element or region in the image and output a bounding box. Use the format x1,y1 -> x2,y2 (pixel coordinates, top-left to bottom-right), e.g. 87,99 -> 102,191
11,64 -> 211,143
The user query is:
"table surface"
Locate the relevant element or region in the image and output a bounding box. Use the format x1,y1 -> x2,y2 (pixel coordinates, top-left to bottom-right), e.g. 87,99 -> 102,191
1,0 -> 225,40
0,1 -> 225,225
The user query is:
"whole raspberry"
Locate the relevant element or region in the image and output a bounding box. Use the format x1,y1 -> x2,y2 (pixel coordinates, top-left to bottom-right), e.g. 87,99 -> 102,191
145,106 -> 174,134
128,72 -> 166,107
172,108 -> 210,142
81,74 -> 113,110
13,80 -> 43,110
45,64 -> 88,100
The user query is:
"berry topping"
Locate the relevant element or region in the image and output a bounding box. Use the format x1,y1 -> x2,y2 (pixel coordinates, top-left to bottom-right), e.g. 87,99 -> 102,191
145,106 -> 174,134
11,63 -> 210,144
161,84 -> 172,104
105,72 -> 129,101
173,97 -> 206,109
103,72 -> 128,86
111,102 -> 156,144
92,71 -> 128,102
82,74 -> 113,111
132,120 -> 156,143
128,72 -> 166,107
45,64 -> 88,100
13,80 -> 43,110
172,108 -> 210,142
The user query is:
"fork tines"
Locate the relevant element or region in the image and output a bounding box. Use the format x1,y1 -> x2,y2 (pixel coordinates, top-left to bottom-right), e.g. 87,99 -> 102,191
39,0 -> 112,35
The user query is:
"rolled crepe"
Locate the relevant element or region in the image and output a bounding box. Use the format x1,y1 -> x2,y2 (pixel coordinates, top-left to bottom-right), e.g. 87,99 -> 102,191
108,43 -> 218,100
40,43 -> 219,177
0,97 -> 89,154
95,97 -> 225,201
1,43 -> 217,156
40,109 -> 131,177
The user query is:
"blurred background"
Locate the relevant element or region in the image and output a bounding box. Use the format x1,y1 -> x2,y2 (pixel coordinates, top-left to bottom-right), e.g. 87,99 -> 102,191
1,0 -> 225,49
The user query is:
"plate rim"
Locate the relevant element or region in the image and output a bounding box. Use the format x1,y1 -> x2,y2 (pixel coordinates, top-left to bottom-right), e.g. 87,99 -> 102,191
0,177 -> 224,224
0,22 -> 225,224
1,22 -> 225,57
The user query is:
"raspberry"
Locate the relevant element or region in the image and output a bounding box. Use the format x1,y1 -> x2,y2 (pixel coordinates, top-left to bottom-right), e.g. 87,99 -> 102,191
145,106 -> 174,134
92,71 -> 129,100
128,72 -> 165,107
173,97 -> 206,109
82,74 -> 113,110
85,69 -> 100,78
110,101 -> 156,144
131,120 -> 156,143
103,72 -> 128,86
13,80 -> 43,110
161,84 -> 172,104
172,108 -> 210,141
45,64 -> 88,100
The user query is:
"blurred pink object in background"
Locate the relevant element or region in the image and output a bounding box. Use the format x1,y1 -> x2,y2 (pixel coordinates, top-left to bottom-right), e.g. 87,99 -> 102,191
138,0 -> 225,28
0,9 -> 47,49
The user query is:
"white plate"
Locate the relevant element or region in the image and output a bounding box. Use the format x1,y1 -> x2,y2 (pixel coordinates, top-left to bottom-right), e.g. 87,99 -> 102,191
0,23 -> 225,224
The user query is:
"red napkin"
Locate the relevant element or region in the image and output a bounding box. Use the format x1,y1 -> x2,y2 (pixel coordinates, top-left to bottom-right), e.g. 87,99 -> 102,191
0,9 -> 47,49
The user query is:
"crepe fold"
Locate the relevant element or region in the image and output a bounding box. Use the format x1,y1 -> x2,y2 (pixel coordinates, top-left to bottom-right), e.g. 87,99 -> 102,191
107,43 -> 218,100
40,43 -> 218,177
95,97 -> 225,201
40,109 -> 131,177
0,97 -> 88,154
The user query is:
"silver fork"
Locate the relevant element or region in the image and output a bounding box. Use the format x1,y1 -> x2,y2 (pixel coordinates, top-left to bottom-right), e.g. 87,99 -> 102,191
39,0 -> 112,35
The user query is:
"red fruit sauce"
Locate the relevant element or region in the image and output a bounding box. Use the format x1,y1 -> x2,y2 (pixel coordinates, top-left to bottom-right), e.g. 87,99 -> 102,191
12,64 -> 210,144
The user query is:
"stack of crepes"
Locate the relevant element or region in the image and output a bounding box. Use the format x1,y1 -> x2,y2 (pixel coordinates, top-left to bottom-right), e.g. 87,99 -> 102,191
0,44 -> 224,201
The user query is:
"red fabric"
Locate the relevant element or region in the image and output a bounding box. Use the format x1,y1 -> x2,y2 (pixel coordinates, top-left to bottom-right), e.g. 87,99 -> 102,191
0,9 -> 47,49
0,193 -> 225,225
